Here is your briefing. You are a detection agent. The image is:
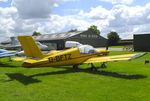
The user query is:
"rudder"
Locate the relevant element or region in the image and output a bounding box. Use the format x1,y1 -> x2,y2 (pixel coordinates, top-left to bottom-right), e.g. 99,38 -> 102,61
18,36 -> 44,58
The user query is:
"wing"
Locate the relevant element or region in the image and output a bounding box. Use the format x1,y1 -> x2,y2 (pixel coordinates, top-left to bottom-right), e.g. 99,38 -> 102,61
0,53 -> 16,58
83,53 -> 145,64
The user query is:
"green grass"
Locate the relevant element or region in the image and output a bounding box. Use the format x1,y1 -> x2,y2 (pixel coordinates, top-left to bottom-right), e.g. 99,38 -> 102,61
0,52 -> 150,101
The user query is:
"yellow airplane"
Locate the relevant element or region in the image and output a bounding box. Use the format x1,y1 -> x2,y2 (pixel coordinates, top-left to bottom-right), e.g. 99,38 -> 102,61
14,36 -> 144,71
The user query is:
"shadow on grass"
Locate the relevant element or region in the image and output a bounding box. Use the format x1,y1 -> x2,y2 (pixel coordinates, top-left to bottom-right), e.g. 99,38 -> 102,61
85,69 -> 147,80
5,67 -> 147,85
5,73 -> 41,85
30,68 -> 147,80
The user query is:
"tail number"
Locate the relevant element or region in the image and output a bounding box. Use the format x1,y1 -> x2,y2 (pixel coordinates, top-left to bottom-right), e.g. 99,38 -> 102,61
48,54 -> 71,63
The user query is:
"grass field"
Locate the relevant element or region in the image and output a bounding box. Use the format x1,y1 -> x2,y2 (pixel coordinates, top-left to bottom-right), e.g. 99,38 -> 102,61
0,51 -> 150,101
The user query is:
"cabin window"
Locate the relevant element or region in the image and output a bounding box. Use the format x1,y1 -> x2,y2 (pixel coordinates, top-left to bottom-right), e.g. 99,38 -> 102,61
78,45 -> 98,54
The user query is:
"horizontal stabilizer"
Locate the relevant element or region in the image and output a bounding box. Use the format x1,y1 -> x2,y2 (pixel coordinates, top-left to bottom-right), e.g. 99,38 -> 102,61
12,57 -> 26,61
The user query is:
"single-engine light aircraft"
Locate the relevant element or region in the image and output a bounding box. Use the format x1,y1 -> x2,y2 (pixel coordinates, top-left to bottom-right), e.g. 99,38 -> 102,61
14,36 -> 144,70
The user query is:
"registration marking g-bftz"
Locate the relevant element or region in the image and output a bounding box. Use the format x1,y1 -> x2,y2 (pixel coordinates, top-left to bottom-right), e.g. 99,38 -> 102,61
48,54 -> 71,63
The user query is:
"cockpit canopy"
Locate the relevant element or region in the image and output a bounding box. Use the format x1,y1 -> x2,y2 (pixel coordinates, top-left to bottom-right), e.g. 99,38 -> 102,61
78,45 -> 98,54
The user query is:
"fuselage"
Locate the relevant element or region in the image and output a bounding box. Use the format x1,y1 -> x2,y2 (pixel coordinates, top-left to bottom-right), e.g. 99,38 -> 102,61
23,47 -> 108,67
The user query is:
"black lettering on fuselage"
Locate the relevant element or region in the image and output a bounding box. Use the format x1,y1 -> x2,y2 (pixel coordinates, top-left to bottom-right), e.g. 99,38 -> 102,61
48,54 -> 72,63
48,57 -> 54,63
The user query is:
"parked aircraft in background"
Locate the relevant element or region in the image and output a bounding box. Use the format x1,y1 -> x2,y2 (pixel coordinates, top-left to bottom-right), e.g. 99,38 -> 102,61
0,49 -> 16,60
2,37 -> 20,50
36,42 -> 48,50
13,36 -> 144,70
65,41 -> 82,48
1,37 -> 48,50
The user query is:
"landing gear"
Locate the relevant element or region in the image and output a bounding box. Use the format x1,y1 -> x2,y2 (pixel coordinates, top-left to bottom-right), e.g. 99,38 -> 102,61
88,63 -> 107,71
90,63 -> 97,71
9,57 -> 12,61
100,62 -> 106,68
73,64 -> 79,70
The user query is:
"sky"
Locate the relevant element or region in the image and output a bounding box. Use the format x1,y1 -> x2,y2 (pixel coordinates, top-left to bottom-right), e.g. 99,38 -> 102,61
0,0 -> 150,41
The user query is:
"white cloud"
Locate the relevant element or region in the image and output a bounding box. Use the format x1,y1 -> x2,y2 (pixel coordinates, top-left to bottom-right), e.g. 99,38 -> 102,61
79,6 -> 114,20
77,3 -> 150,39
62,0 -> 79,2
1,0 -> 150,41
100,0 -> 134,5
0,7 -> 17,36
12,0 -> 58,19
11,0 -> 79,19
34,14 -> 91,34
0,0 -> 8,2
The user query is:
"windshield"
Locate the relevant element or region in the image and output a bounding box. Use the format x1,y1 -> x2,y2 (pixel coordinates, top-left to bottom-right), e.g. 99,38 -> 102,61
78,45 -> 98,54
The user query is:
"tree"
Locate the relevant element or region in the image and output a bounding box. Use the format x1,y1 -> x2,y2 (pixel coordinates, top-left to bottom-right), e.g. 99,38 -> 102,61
68,29 -> 78,32
107,31 -> 120,45
88,25 -> 100,35
32,31 -> 41,36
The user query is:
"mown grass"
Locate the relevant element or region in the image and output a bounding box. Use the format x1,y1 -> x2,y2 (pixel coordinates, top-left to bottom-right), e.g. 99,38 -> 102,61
0,51 -> 150,101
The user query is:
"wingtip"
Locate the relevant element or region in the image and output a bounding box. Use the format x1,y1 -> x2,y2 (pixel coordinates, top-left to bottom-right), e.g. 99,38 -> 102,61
131,52 -> 146,59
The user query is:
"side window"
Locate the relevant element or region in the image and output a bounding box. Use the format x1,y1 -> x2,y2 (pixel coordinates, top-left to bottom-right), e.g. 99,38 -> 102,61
79,45 -> 97,54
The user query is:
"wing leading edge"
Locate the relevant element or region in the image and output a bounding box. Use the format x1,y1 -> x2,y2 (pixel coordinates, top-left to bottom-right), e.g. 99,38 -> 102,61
83,53 -> 145,64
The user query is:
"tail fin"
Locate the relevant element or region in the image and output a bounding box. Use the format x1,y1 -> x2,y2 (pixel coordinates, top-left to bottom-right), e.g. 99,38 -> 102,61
18,36 -> 44,59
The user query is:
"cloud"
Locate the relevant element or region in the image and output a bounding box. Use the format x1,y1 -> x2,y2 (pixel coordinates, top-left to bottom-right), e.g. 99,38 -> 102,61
34,14 -> 91,34
79,6 -> 114,20
1,0 -> 150,41
99,0 -> 134,5
0,0 -> 8,2
78,3 -> 150,39
62,0 -> 79,2
0,7 -> 17,36
12,0 -> 58,19
11,0 -> 79,19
